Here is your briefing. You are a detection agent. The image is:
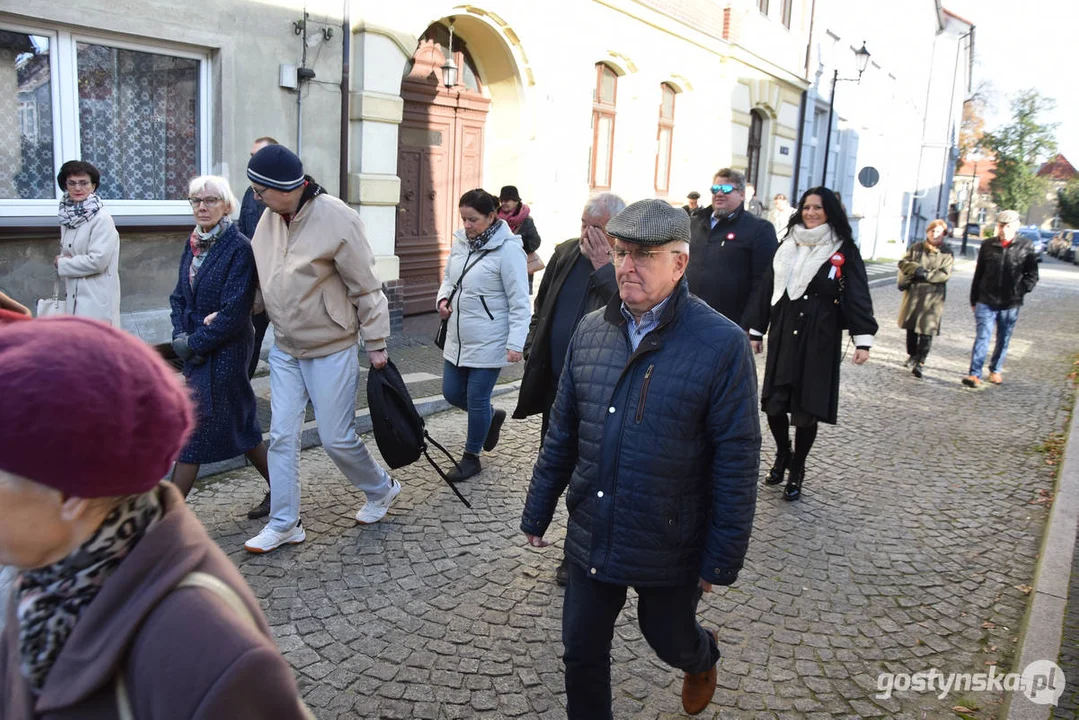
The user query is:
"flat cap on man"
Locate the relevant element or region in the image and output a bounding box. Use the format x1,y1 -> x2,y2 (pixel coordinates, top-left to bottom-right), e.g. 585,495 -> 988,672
997,209 -> 1020,225
606,199 -> 691,246
686,191 -> 700,200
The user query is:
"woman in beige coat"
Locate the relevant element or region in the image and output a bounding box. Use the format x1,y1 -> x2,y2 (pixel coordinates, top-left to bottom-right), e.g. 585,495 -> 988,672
54,161 -> 121,327
897,219 -> 954,378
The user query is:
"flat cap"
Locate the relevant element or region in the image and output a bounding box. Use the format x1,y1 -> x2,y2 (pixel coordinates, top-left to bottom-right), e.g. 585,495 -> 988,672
997,209 -> 1020,224
686,191 -> 701,200
606,199 -> 691,246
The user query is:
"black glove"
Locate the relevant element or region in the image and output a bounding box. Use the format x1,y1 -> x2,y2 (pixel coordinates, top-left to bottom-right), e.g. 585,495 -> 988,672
913,267 -> 928,282
172,333 -> 206,366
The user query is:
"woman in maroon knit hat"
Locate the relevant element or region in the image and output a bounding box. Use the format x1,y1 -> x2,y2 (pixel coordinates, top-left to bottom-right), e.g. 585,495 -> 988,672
0,316 -> 310,719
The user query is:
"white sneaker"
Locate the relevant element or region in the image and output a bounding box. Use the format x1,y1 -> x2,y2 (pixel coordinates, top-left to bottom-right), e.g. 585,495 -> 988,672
244,522 -> 306,553
355,479 -> 401,525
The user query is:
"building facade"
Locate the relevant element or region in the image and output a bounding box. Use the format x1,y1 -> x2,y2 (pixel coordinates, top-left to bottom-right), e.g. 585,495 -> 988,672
792,1 -> 972,258
1,0 -> 961,334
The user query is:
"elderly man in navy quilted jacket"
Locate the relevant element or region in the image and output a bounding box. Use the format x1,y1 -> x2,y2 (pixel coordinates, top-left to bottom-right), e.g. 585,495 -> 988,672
521,199 -> 760,718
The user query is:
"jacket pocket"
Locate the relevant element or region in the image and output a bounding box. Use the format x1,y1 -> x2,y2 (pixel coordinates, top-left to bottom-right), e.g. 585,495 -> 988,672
321,287 -> 352,330
635,364 -> 655,423
479,295 -> 495,320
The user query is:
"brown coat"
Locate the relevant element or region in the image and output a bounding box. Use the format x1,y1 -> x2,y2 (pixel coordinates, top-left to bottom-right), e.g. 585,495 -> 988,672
1,484 -> 306,720
897,241 -> 954,335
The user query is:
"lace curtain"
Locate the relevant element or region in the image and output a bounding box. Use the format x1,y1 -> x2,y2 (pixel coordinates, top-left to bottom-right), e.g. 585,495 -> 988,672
78,43 -> 198,200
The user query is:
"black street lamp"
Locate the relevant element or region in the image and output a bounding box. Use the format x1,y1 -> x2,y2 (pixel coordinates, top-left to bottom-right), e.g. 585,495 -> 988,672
821,42 -> 871,186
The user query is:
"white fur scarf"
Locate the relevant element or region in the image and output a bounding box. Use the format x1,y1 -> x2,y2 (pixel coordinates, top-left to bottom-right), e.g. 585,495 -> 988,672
770,223 -> 843,307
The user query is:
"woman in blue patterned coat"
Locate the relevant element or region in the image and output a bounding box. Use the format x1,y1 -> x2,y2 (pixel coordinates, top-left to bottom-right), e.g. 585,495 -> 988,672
169,176 -> 270,515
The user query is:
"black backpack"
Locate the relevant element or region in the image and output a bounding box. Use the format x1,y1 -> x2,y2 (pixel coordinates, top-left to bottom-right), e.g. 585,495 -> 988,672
366,360 -> 471,507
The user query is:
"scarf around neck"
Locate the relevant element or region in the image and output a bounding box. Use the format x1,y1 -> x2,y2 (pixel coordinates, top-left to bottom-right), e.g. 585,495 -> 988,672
770,223 -> 842,307
57,193 -> 103,230
189,217 -> 231,286
467,219 -> 504,251
497,203 -> 530,233
17,489 -> 164,693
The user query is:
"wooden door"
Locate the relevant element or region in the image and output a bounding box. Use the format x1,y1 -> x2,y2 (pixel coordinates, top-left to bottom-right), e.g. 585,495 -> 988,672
396,37 -> 489,315
397,113 -> 453,316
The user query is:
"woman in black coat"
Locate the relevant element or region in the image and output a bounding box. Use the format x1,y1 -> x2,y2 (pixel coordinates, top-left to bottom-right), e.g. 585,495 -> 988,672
169,175 -> 271,517
746,187 -> 878,500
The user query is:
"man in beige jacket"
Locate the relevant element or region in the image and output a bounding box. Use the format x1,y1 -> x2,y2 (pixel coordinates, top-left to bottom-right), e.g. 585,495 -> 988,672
243,145 -> 400,553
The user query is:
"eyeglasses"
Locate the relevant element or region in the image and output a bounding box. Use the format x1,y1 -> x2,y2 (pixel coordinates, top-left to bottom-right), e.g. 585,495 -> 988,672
251,186 -> 271,200
611,247 -> 682,267
188,196 -> 221,207
711,184 -> 738,195
65,179 -> 92,188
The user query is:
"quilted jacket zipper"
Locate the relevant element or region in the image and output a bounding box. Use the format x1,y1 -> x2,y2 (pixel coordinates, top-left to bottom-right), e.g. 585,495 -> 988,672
635,364 -> 654,423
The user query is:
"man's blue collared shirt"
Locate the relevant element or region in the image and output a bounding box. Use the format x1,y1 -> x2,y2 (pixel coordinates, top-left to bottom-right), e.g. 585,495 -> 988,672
620,294 -> 672,351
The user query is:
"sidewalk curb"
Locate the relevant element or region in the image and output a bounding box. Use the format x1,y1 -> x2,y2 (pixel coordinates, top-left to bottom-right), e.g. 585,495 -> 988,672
195,381 -> 522,480
1004,390 -> 1079,718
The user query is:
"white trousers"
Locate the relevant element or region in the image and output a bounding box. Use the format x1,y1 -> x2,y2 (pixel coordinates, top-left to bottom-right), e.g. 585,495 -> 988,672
266,343 -> 392,531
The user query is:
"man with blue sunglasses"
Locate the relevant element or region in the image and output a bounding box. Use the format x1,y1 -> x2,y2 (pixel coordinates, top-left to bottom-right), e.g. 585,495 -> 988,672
685,168 -> 778,328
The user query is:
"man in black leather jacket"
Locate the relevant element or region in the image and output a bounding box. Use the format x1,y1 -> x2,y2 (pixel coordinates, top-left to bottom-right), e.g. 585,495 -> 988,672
962,210 -> 1039,387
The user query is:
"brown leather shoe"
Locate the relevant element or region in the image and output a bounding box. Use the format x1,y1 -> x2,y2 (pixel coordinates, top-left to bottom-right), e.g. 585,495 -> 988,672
682,630 -> 719,715
961,375 -> 982,388
988,371 -> 1003,385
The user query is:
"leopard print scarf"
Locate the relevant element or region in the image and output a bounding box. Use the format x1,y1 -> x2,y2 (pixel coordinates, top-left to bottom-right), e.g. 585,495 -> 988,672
16,489 -> 163,693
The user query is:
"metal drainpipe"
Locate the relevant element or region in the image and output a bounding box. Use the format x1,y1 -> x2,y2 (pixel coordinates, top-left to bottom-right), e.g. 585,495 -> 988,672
339,1 -> 351,199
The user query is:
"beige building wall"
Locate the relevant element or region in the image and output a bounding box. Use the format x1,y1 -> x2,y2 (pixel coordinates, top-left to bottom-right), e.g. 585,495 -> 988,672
5,0 -> 810,327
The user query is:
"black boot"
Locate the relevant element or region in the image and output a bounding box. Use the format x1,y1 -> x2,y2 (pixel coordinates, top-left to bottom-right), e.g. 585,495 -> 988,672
247,492 -> 271,519
783,466 -> 804,501
483,409 -> 506,451
911,363 -> 923,379
447,452 -> 481,483
765,446 -> 791,485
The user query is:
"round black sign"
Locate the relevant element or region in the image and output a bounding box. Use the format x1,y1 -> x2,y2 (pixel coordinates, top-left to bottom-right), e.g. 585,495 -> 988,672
858,166 -> 880,188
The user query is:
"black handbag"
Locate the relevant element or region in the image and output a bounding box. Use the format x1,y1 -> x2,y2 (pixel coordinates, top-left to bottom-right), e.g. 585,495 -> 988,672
434,249 -> 490,349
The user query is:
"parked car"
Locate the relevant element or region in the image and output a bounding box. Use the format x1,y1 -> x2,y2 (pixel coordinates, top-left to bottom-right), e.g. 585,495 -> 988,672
1063,230 -> 1079,264
1049,231 -> 1070,257
1017,227 -> 1044,262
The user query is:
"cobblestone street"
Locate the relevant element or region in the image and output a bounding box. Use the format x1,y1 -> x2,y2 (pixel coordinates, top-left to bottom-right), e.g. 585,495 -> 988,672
186,257 -> 1079,720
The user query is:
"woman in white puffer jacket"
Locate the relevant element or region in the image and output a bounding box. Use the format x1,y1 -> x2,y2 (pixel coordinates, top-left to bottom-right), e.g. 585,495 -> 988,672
436,189 -> 530,481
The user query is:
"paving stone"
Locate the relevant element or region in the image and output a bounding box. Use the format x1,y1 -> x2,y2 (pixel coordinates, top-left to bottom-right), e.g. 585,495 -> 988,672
179,258 -> 1079,718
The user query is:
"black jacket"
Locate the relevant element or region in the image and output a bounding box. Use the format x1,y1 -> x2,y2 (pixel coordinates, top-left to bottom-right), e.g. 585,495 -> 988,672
521,279 -> 760,587
513,238 -> 617,419
237,188 -> 266,240
685,207 -> 778,327
970,237 -> 1039,309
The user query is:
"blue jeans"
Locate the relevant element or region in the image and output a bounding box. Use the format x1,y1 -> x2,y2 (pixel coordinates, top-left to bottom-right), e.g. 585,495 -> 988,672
442,361 -> 501,454
969,303 -> 1020,378
561,561 -> 719,720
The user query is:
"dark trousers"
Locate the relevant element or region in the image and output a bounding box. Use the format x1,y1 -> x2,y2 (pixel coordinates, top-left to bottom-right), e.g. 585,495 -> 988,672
905,328 -> 933,364
562,561 -> 718,720
248,311 -> 271,379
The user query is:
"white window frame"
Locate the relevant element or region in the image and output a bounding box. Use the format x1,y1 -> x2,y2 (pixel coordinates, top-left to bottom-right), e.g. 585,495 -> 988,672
1,20 -> 211,220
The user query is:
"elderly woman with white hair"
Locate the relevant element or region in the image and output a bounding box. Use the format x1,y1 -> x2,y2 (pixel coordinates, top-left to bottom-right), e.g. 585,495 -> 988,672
168,175 -> 271,510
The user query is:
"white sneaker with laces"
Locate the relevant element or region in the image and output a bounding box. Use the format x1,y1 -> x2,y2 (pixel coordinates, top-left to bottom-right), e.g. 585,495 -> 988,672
355,479 -> 401,525
244,522 -> 306,553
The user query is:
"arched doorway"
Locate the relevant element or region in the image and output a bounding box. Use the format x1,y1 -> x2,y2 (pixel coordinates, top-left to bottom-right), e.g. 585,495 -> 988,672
396,24 -> 490,315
